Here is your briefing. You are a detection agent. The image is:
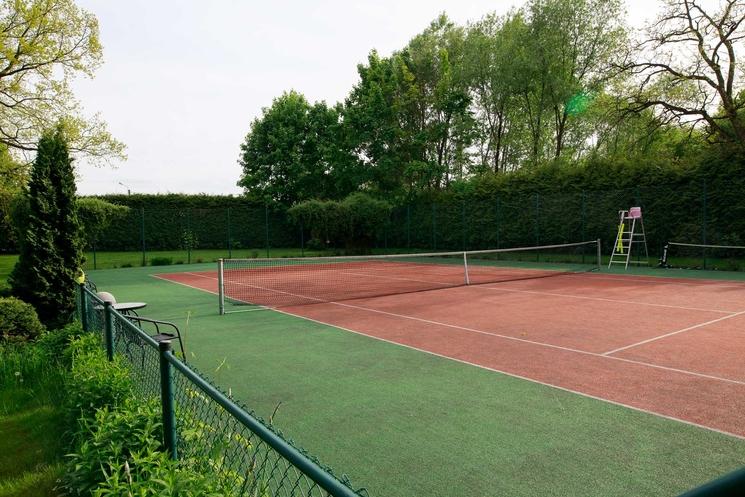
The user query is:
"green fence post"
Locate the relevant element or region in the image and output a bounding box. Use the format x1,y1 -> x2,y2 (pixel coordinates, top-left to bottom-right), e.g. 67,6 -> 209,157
265,204 -> 270,258
79,283 -> 88,332
581,191 -> 586,263
461,200 -> 467,251
495,195 -> 500,250
103,301 -> 114,361
300,219 -> 305,256
227,208 -> 232,258
158,341 -> 178,460
406,204 -> 411,248
140,207 -> 146,266
186,209 -> 192,265
702,179 -> 708,269
534,193 -> 540,261
432,202 -> 437,251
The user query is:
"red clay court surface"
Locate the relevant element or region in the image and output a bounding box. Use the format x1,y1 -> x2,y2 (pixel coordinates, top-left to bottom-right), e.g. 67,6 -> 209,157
156,265 -> 745,439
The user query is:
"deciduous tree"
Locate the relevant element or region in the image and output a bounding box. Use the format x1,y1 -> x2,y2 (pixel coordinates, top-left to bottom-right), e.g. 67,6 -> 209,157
0,0 -> 124,162
617,0 -> 745,147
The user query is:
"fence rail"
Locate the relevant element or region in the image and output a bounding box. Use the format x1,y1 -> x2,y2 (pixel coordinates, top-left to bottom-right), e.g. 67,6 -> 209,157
77,283 -> 366,497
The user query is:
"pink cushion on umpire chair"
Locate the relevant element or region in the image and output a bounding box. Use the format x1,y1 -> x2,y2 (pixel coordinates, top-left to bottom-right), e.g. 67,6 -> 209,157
629,207 -> 642,218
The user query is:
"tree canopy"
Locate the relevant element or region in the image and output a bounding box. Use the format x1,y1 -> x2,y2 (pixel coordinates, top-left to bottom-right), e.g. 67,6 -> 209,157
238,1 -> 745,205
0,0 -> 125,163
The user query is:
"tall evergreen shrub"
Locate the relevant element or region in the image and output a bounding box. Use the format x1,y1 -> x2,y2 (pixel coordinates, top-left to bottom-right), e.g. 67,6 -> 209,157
10,128 -> 82,327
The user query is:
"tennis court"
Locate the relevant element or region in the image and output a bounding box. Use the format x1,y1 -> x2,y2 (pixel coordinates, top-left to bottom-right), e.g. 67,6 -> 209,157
155,242 -> 745,440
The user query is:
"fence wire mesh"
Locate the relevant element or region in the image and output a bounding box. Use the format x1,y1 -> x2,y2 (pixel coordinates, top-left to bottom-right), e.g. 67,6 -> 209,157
8,183 -> 739,269
77,285 -> 366,497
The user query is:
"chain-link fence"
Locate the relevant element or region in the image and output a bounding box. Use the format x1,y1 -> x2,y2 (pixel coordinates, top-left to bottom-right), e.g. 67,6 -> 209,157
78,284 -> 367,497
5,182 -> 741,265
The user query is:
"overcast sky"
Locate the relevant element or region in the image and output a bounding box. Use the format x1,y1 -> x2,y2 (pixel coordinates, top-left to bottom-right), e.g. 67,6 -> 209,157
72,0 -> 658,196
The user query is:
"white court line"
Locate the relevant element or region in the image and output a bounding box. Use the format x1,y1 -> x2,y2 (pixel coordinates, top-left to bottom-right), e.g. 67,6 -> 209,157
154,271 -> 745,439
336,269 -> 736,314
478,285 -> 737,314
602,310 -> 745,356
200,272 -> 745,387
269,307 -> 745,441
568,272 -> 745,289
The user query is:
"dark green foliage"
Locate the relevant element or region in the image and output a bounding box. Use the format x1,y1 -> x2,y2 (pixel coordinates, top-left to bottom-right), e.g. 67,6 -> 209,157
288,199 -> 346,247
0,296 -> 44,343
64,397 -> 230,497
36,321 -> 84,368
289,193 -> 392,253
150,256 -> 173,266
342,193 -> 393,252
62,398 -> 162,496
64,335 -> 132,433
238,91 -> 357,205
9,128 -> 82,327
77,198 -> 130,252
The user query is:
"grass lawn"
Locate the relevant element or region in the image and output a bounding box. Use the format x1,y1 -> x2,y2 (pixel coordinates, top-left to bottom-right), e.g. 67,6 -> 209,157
87,262 -> 745,497
0,248 -> 333,291
0,407 -> 64,497
0,351 -> 66,497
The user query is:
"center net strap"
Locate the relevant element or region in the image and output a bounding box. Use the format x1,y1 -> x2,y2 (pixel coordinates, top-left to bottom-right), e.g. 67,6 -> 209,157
220,241 -> 599,310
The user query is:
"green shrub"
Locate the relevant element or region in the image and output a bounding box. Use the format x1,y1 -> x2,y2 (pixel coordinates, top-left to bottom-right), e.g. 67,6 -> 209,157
36,321 -> 83,367
306,238 -> 326,250
150,257 -> 172,266
91,448 -> 227,497
65,398 -> 232,497
65,336 -> 132,432
0,297 -> 45,342
62,398 -> 161,496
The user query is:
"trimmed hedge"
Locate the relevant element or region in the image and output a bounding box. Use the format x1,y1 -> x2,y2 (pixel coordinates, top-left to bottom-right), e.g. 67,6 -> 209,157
4,152 -> 744,256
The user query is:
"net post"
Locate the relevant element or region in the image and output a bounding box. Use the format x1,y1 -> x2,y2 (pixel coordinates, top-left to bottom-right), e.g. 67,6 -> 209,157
218,259 -> 225,315
463,251 -> 470,285
596,238 -> 602,271
659,242 -> 670,268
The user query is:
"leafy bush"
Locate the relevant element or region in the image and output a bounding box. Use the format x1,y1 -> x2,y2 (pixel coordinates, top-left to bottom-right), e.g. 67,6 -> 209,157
62,398 -> 162,496
91,448 -> 227,497
36,321 -> 83,367
63,397 -> 229,497
78,198 -> 130,250
341,192 -> 392,253
0,296 -> 45,342
65,336 -> 132,432
289,193 -> 392,253
150,257 -> 172,266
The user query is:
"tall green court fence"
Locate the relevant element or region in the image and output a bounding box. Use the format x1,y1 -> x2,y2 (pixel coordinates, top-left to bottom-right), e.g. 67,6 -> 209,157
77,282 -> 367,497
2,182 -> 737,266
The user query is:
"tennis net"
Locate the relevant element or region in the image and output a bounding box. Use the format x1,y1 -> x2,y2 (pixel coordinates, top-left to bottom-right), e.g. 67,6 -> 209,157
660,241 -> 745,271
218,240 -> 601,313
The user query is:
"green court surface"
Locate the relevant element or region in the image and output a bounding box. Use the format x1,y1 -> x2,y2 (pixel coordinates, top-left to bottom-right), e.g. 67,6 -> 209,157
87,263 -> 745,496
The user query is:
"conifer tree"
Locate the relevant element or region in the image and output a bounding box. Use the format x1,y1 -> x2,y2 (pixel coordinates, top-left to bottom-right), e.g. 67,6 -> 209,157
10,127 -> 82,327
